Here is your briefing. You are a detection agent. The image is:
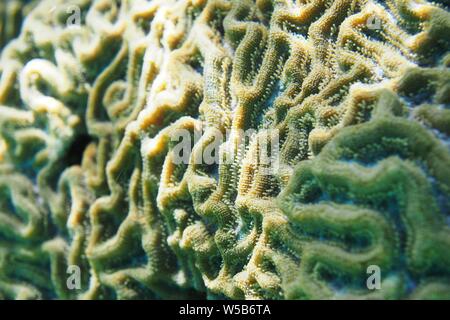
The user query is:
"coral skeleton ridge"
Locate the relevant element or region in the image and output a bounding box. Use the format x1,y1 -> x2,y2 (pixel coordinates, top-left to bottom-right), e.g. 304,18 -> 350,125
0,0 -> 449,299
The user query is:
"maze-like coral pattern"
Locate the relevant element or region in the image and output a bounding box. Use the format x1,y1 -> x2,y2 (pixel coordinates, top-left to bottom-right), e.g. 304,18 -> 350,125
0,0 -> 449,299
0,0 -> 37,50
278,90 -> 450,299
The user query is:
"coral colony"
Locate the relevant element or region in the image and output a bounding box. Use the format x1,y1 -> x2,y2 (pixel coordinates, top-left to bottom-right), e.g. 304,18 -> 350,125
0,0 -> 449,300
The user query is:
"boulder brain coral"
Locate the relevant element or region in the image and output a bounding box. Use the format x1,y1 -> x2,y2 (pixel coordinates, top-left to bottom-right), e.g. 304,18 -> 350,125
0,0 -> 37,50
0,0 -> 449,300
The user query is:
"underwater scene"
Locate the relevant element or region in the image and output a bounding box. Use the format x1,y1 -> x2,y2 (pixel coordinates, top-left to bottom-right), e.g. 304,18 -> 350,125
0,0 -> 449,300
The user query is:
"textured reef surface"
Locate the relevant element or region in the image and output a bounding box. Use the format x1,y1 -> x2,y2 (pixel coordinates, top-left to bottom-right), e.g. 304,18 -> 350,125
0,0 -> 449,300
0,1 -> 37,50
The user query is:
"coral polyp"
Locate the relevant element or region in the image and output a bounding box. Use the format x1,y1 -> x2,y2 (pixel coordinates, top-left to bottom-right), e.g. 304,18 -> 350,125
0,0 -> 449,299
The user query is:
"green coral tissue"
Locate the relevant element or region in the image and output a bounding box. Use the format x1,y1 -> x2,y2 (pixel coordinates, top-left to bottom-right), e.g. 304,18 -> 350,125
0,0 -> 449,300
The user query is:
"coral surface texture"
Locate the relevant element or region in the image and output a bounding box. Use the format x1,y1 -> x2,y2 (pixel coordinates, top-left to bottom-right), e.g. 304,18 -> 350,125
0,0 -> 449,300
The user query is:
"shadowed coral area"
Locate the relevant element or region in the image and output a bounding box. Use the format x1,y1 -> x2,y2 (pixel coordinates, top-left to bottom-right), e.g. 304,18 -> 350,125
0,0 -> 449,299
0,1 -> 37,50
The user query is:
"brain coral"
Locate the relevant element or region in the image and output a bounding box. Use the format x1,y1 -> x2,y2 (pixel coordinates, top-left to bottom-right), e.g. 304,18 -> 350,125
0,0 -> 37,50
0,0 -> 449,300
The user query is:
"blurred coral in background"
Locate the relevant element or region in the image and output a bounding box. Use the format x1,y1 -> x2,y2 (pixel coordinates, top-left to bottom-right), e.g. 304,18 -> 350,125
0,0 -> 449,300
